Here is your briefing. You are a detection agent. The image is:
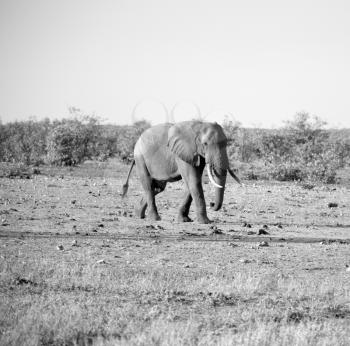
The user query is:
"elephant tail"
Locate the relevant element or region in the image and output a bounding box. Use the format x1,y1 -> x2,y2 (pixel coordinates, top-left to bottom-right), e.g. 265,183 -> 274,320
121,160 -> 135,198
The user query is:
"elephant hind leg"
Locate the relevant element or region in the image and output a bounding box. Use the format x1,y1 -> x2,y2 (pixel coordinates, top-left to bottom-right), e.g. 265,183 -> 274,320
135,180 -> 166,221
135,158 -> 151,219
147,180 -> 166,221
135,196 -> 147,219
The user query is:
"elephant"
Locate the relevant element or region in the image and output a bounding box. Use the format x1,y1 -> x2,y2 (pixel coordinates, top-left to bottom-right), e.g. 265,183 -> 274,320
122,121 -> 241,224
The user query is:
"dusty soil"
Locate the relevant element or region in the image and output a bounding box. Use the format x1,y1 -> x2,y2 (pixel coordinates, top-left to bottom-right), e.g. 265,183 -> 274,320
1,160 -> 350,241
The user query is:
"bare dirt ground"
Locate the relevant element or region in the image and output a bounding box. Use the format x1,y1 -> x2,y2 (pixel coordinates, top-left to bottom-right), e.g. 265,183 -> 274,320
1,159 -> 350,345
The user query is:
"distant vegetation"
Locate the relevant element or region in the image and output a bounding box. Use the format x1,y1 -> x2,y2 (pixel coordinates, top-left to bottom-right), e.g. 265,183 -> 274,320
0,108 -> 150,166
1,110 -> 349,183
222,112 -> 350,184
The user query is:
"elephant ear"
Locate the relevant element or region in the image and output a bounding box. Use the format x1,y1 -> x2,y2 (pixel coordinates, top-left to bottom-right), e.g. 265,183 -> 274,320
167,123 -> 201,166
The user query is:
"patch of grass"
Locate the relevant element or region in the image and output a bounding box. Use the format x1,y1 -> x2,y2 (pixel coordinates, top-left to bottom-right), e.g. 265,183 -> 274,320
1,241 -> 349,346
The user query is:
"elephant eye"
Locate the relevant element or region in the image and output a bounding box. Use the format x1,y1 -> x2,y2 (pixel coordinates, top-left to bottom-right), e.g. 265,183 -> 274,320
203,142 -> 208,146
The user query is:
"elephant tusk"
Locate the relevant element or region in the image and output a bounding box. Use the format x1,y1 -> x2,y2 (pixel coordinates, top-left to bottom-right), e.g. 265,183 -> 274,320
207,164 -> 223,189
228,168 -> 241,185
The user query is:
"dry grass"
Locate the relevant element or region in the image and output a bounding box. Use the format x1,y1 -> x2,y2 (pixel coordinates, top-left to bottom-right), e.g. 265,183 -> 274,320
1,237 -> 350,345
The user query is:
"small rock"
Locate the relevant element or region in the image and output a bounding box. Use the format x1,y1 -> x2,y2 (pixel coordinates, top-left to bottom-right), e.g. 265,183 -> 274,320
211,229 -> 223,235
346,265 -> 350,272
98,223 -> 104,228
262,224 -> 269,229
302,183 -> 315,190
71,200 -> 77,205
247,231 -> 255,235
328,202 -> 338,208
239,258 -> 251,263
258,229 -> 269,235
228,242 -> 238,247
56,245 -> 64,251
151,239 -> 161,245
242,222 -> 252,228
72,240 -> 78,246
258,241 -> 269,247
96,259 -> 107,264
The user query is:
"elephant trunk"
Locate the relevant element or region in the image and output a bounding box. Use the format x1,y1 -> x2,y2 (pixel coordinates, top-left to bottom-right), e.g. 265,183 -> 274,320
211,167 -> 227,211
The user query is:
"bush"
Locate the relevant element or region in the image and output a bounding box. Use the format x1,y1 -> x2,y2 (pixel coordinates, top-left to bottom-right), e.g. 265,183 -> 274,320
0,118 -> 50,164
225,112 -> 350,183
46,124 -> 82,165
269,162 -> 304,182
262,112 -> 346,183
46,113 -> 102,165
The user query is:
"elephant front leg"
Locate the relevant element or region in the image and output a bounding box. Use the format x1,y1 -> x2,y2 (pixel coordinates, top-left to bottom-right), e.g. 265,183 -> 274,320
177,191 -> 193,222
188,181 -> 211,224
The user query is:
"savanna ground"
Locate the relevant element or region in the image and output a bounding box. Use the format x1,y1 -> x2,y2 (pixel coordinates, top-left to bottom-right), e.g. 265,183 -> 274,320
1,159 -> 350,346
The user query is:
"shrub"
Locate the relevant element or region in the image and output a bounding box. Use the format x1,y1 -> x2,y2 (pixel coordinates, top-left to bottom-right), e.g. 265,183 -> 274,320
262,112 -> 346,183
269,162 -> 304,182
0,118 -> 50,164
46,116 -> 101,166
46,123 -> 81,165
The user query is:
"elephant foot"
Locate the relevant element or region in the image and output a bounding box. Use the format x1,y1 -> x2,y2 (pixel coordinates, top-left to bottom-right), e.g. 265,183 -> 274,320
177,215 -> 193,223
135,208 -> 146,219
197,215 -> 211,224
149,212 -> 161,221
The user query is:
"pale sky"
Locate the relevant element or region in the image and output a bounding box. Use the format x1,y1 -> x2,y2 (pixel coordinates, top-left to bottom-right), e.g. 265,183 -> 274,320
0,0 -> 349,127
